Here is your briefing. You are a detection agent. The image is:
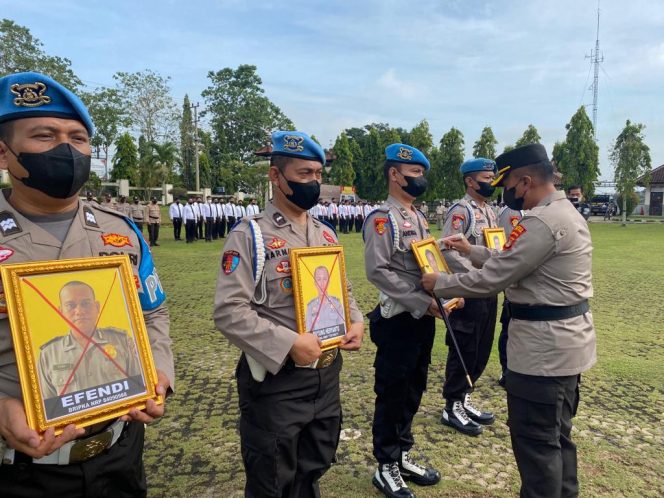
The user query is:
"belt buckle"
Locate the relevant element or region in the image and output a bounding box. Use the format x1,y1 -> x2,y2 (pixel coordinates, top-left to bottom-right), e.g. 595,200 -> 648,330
316,348 -> 338,369
69,430 -> 113,463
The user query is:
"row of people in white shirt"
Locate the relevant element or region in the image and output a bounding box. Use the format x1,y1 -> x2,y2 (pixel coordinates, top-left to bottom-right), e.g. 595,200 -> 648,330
308,200 -> 382,219
169,197 -> 261,223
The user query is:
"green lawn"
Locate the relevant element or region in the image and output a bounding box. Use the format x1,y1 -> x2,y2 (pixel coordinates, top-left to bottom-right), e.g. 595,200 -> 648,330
143,223 -> 664,497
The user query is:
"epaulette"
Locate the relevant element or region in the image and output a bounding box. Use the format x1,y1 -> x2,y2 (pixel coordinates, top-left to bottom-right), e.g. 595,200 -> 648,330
40,334 -> 67,350
446,201 -> 475,238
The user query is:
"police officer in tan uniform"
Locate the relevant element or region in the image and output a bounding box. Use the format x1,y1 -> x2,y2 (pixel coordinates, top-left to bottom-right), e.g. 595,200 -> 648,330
38,281 -> 141,400
439,157 -> 499,436
115,195 -> 132,218
496,205 -> 524,386
422,143 -> 596,498
147,196 -> 161,247
0,71 -> 174,497
214,130 -> 364,498
364,143 -> 443,498
130,196 -> 146,232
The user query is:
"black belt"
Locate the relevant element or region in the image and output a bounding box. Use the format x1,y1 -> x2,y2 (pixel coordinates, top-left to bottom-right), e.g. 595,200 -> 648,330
508,300 -> 589,321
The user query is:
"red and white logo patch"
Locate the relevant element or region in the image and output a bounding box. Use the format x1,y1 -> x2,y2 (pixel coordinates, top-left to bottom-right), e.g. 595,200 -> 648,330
0,246 -> 14,263
323,231 -> 336,244
266,237 -> 287,250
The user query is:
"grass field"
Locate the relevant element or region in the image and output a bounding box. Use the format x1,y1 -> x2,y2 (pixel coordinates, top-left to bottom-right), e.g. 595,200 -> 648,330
142,222 -> 664,498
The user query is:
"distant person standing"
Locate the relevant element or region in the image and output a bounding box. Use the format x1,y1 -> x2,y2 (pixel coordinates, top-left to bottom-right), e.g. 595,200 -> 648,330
169,197 -> 183,241
246,198 -> 260,216
202,195 -> 213,242
115,195 -> 132,218
147,197 -> 161,247
212,198 -> 222,239
82,190 -> 97,206
566,185 -> 591,220
435,201 -> 446,229
183,196 -> 197,243
194,196 -> 204,239
101,192 -> 115,210
330,197 -> 339,229
227,199 -> 237,233
130,196 -> 145,232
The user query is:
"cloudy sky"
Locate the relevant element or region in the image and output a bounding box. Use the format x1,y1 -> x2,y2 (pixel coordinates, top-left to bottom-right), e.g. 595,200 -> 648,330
5,0 -> 664,181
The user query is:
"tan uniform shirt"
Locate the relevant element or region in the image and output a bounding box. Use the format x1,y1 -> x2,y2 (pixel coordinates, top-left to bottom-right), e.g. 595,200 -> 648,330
213,202 -> 363,375
130,203 -> 146,222
147,203 -> 161,225
38,327 -> 141,399
116,202 -> 132,218
363,195 -> 432,318
442,193 -> 497,273
0,192 -> 174,401
497,206 -> 523,237
434,191 -> 596,377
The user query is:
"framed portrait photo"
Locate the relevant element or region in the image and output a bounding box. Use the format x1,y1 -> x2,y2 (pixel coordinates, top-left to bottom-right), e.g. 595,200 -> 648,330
483,227 -> 507,251
411,237 -> 460,311
289,246 -> 350,350
1,255 -> 161,435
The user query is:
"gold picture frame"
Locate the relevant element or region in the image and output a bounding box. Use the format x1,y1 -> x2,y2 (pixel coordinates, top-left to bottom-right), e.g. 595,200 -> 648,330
1,255 -> 161,435
483,227 -> 507,251
290,246 -> 351,350
411,237 -> 460,311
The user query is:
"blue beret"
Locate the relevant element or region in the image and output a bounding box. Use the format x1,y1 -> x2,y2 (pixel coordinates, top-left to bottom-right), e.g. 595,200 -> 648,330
271,131 -> 325,165
493,144 -> 551,187
0,71 -> 94,136
460,158 -> 497,176
385,143 -> 430,171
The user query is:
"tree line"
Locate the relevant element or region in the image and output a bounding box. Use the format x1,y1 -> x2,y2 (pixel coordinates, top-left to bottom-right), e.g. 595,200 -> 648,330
0,19 -> 651,204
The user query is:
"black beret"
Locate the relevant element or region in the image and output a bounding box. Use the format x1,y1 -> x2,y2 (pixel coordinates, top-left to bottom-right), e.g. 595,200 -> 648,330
492,143 -> 552,187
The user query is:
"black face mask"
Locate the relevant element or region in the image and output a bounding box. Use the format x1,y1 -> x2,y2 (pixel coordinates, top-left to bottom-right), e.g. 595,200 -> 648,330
9,142 -> 91,199
474,181 -> 496,198
279,172 -> 320,210
503,185 -> 525,211
399,173 -> 428,198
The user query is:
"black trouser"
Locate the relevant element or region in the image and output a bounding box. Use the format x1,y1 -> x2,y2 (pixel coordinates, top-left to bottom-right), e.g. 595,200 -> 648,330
369,307 -> 435,464
236,353 -> 342,498
355,215 -> 364,232
185,219 -> 196,242
227,216 -> 236,235
204,217 -> 213,241
498,300 -> 510,374
196,219 -> 203,239
172,217 -> 182,240
212,218 -> 220,239
219,217 -> 227,238
443,296 -> 497,402
339,217 -> 346,233
147,223 -> 159,246
133,220 -> 144,233
331,215 -> 338,230
506,371 -> 580,498
1,422 -> 147,498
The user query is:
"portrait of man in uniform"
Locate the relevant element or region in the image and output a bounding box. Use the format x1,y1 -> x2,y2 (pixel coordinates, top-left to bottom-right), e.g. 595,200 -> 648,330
425,249 -> 440,272
36,280 -> 145,421
305,265 -> 346,340
483,227 -> 507,251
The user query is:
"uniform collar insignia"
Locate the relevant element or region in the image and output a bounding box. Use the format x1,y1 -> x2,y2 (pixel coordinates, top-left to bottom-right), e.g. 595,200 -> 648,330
273,212 -> 287,226
83,206 -> 99,227
10,81 -> 52,108
0,211 -> 22,236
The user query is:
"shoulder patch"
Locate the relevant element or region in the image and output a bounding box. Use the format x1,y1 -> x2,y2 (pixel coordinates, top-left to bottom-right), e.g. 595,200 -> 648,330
273,212 -> 287,226
503,224 -> 526,250
510,216 -> 520,227
374,217 -> 389,235
0,211 -> 21,236
451,213 -> 465,230
323,231 -> 336,244
222,250 -> 241,275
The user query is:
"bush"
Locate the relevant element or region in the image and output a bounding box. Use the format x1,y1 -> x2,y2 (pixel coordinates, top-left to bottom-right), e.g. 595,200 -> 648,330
616,191 -> 639,215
